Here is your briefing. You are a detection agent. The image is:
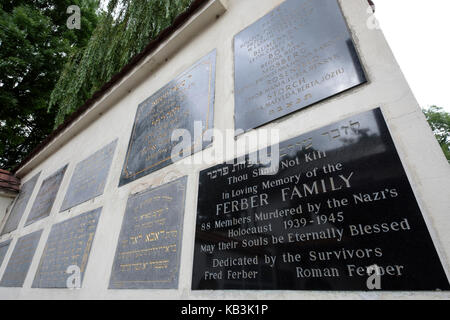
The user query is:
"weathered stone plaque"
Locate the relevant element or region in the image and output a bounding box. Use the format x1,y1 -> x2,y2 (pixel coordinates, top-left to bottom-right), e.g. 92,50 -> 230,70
60,140 -> 117,211
234,0 -> 367,132
0,230 -> 42,287
0,240 -> 11,268
32,208 -> 101,288
192,108 -> 450,290
1,172 -> 40,235
119,50 -> 216,186
25,165 -> 68,226
109,177 -> 187,289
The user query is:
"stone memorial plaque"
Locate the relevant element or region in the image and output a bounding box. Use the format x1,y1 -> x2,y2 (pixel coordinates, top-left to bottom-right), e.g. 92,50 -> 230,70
109,176 -> 187,289
119,50 -> 216,186
61,140 -> 117,211
0,240 -> 11,268
0,230 -> 42,287
32,208 -> 101,288
1,172 -> 41,235
25,165 -> 68,226
192,108 -> 450,290
234,0 -> 367,132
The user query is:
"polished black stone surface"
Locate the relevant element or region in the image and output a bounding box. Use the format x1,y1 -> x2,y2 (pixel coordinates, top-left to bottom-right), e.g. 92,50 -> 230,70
192,108 -> 450,290
0,230 -> 42,287
110,177 -> 187,289
60,140 -> 117,211
32,208 -> 101,288
119,50 -> 216,186
1,172 -> 41,235
26,164 -> 68,226
234,0 -> 366,133
0,240 -> 11,268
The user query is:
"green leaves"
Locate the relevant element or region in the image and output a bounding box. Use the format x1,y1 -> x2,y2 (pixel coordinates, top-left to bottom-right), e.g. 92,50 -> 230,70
49,0 -> 194,128
0,1 -> 99,170
423,106 -> 450,162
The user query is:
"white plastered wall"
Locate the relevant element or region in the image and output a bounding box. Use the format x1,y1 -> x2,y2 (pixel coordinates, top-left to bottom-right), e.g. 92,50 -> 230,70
0,0 -> 449,299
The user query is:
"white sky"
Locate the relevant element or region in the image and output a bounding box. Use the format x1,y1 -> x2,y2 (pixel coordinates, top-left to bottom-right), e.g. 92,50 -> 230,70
96,1 -> 449,112
374,0 -> 450,112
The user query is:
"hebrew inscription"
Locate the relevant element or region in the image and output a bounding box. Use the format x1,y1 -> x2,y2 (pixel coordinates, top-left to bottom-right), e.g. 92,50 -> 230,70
119,50 -> 216,186
26,165 -> 68,226
61,140 -> 117,211
1,172 -> 41,235
0,230 -> 42,287
234,0 -> 366,132
0,240 -> 11,268
110,177 -> 187,289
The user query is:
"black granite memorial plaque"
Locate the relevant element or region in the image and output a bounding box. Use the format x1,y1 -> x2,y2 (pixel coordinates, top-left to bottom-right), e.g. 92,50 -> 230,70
234,0 -> 367,133
1,172 -> 41,235
192,108 -> 450,290
32,208 -> 101,288
109,177 -> 187,289
0,230 -> 42,287
25,165 -> 68,226
60,140 -> 117,211
119,50 -> 216,186
0,240 -> 11,268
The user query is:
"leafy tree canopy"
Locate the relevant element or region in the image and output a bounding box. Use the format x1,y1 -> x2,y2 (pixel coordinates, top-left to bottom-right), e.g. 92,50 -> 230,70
423,106 -> 450,162
0,0 -> 99,170
49,0 -> 194,127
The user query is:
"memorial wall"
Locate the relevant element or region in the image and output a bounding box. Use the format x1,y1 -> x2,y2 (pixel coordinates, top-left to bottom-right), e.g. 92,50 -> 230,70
0,0 -> 449,299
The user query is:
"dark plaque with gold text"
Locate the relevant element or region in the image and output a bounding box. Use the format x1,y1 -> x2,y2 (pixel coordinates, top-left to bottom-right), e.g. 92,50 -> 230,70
109,177 -> 187,289
26,164 -> 68,226
119,51 -> 216,186
61,140 -> 117,211
32,208 -> 101,288
192,108 -> 450,290
0,230 -> 42,287
234,0 -> 366,132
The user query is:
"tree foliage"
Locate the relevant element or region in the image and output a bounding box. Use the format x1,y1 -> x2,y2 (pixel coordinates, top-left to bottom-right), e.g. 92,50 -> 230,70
0,0 -> 99,170
423,106 -> 450,162
49,0 -> 194,127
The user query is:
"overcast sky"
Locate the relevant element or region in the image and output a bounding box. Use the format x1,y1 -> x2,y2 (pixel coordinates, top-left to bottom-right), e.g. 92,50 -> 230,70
374,0 -> 450,112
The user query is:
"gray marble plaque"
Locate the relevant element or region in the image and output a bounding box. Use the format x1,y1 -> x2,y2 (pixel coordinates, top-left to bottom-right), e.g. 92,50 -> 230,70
0,230 -> 42,287
60,140 -> 117,211
25,165 -> 68,226
1,172 -> 41,235
32,208 -> 101,288
0,240 -> 11,268
119,50 -> 216,186
109,176 -> 187,289
234,0 -> 367,132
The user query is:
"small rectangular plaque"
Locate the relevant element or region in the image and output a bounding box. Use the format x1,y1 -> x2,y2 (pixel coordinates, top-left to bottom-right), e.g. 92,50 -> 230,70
234,0 -> 366,132
0,230 -> 42,287
32,208 -> 101,288
109,177 -> 187,289
1,172 -> 41,235
192,108 -> 450,290
60,140 -> 117,211
0,240 -> 11,268
119,50 -> 216,186
26,165 -> 68,226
